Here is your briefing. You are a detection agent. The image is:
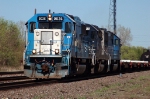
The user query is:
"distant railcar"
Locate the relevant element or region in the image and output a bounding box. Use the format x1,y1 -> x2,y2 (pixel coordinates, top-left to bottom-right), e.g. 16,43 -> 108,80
140,50 -> 150,62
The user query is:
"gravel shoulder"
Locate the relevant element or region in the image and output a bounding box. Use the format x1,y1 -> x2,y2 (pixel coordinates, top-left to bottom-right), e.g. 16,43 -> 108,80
0,70 -> 150,99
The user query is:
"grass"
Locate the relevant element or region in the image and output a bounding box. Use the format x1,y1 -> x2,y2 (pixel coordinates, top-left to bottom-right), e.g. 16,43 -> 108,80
33,95 -> 44,99
138,76 -> 148,81
94,87 -> 109,96
145,86 -> 150,92
129,94 -> 138,99
77,97 -> 87,99
89,75 -> 150,99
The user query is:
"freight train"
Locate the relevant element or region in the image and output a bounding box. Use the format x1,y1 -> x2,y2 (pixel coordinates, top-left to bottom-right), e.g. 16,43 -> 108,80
23,10 -> 126,79
120,50 -> 150,71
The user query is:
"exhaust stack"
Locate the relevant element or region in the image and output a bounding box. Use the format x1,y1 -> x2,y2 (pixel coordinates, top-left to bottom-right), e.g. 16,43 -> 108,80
34,8 -> 36,15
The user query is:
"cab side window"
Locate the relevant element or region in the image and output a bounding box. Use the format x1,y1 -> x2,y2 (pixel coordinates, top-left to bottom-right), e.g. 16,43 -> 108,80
81,24 -> 86,35
115,39 -> 119,45
65,22 -> 72,33
30,22 -> 36,33
91,31 -> 95,39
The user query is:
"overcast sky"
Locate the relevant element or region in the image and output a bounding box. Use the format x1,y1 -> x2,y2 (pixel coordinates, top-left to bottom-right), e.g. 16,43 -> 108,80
0,0 -> 150,48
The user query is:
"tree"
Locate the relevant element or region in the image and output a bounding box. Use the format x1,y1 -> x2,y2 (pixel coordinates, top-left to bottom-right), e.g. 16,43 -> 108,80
121,46 -> 146,60
16,21 -> 26,42
148,46 -> 150,50
117,25 -> 132,46
0,18 -> 25,66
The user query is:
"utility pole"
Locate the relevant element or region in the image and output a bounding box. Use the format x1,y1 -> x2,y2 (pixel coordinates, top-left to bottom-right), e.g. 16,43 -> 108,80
108,0 -> 116,34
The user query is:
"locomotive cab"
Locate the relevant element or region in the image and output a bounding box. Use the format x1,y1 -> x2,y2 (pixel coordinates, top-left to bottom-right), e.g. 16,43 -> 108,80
24,12 -> 75,79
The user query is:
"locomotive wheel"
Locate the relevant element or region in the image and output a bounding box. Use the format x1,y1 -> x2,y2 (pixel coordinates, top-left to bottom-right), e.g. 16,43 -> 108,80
97,62 -> 105,73
83,59 -> 91,75
98,60 -> 108,74
93,62 -> 99,74
71,58 -> 77,75
35,78 -> 42,82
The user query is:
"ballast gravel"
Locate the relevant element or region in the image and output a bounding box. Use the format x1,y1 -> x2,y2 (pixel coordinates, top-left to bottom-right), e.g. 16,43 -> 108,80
0,70 -> 150,99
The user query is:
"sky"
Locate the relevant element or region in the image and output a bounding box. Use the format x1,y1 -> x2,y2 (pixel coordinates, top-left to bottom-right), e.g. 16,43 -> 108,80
0,0 -> 150,48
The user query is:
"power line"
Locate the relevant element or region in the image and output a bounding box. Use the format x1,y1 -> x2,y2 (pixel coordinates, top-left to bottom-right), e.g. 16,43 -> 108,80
133,35 -> 150,36
132,41 -> 150,42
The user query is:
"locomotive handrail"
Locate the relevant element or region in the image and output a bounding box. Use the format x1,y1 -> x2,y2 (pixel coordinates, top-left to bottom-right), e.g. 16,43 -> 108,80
104,51 -> 111,71
30,55 -> 62,57
24,42 -> 29,52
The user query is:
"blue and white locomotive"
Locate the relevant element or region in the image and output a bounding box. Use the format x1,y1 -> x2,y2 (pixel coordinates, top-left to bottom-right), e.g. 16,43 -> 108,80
23,10 -> 121,79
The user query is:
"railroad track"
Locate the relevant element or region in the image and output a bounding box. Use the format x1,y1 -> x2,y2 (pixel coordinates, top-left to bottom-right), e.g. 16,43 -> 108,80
0,69 -> 149,91
0,73 -> 119,91
59,69 -> 150,83
0,71 -> 56,91
0,79 -> 58,90
0,72 -> 120,91
59,72 -> 119,83
0,71 -> 24,75
0,76 -> 29,81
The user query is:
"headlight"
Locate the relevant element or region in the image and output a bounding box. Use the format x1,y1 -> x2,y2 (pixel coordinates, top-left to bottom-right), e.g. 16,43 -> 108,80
48,18 -> 52,21
48,14 -> 52,17
32,49 -> 36,54
55,32 -> 59,36
48,14 -> 52,21
55,49 -> 59,54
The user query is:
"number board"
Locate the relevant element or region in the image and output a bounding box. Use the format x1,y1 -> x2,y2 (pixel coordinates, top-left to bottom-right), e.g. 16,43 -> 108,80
38,16 -> 47,21
53,16 -> 64,21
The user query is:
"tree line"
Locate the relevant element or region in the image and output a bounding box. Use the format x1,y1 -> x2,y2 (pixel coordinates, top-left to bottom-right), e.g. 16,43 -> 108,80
121,46 -> 146,60
0,18 -> 25,66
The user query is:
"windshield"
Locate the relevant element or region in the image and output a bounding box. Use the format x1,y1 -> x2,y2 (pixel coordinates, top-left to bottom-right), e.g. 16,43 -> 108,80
39,22 -> 62,29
